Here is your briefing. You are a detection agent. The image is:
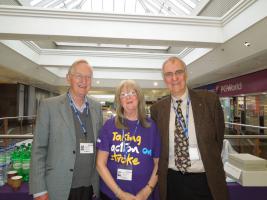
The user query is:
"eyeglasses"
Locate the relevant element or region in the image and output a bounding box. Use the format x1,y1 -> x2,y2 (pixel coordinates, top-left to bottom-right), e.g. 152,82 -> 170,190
71,73 -> 92,81
120,91 -> 137,98
164,69 -> 185,79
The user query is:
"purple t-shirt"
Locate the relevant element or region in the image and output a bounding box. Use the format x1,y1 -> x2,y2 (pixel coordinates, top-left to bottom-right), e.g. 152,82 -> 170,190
96,117 -> 160,200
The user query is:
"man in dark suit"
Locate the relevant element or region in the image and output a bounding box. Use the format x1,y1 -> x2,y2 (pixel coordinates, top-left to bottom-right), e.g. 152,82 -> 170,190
150,57 -> 229,200
29,59 -> 103,200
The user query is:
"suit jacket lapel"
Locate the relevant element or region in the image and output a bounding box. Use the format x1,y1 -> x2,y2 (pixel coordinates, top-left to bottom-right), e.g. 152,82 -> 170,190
189,89 -> 205,139
87,97 -> 98,142
163,96 -> 171,135
59,94 -> 76,144
160,96 -> 171,152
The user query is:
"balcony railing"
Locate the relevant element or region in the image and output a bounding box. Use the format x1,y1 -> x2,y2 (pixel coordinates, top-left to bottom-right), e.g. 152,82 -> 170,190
1,116 -> 267,159
0,116 -> 35,146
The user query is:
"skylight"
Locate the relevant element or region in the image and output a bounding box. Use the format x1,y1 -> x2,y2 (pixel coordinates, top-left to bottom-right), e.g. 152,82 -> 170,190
27,0 -> 205,16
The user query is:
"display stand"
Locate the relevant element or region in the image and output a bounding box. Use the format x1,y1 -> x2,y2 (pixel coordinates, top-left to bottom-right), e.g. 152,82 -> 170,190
0,182 -> 33,200
228,182 -> 267,200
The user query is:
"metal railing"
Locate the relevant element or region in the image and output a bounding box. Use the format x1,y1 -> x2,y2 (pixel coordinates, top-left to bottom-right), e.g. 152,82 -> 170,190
224,122 -> 267,139
0,116 -> 36,145
1,116 -> 267,159
0,134 -> 33,139
1,117 -> 267,138
224,122 -> 267,159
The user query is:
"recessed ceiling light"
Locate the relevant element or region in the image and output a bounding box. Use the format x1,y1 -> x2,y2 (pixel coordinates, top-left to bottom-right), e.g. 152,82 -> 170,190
153,82 -> 158,86
96,80 -> 100,84
244,42 -> 251,47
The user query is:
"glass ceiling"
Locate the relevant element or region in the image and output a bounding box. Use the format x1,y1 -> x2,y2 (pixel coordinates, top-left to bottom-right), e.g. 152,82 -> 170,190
15,0 -> 206,55
26,0 -> 202,16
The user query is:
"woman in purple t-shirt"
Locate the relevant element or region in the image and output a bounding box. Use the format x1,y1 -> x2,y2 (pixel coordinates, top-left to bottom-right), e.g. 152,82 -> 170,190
96,80 -> 160,200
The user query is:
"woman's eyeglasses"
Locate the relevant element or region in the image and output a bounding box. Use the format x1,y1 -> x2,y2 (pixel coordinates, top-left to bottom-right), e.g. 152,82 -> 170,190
120,91 -> 137,98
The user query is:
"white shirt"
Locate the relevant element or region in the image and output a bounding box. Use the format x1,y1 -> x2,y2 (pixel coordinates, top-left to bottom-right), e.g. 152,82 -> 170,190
69,93 -> 88,113
168,89 -> 205,173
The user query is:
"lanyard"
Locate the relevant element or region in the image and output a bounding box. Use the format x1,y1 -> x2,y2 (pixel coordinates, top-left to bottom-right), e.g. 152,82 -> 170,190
121,119 -> 139,159
172,97 -> 190,138
67,92 -> 89,136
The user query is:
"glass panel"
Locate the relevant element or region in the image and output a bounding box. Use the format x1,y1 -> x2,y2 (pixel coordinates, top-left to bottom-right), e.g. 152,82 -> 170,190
259,94 -> 267,134
246,95 -> 259,134
25,0 -> 205,16
225,138 -> 267,160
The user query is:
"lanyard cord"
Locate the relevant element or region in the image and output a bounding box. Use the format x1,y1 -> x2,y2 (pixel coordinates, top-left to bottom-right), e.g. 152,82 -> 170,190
121,118 -> 139,159
67,92 -> 89,136
172,97 -> 190,138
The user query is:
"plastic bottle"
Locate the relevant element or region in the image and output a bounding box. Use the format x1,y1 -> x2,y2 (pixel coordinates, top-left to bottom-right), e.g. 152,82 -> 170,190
27,143 -> 32,152
0,163 -> 5,186
5,145 -> 12,170
0,148 -> 6,166
21,147 -> 31,182
11,146 -> 22,175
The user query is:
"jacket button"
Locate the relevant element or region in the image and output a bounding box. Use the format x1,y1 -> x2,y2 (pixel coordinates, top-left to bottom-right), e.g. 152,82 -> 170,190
73,150 -> 75,154
70,169 -> 73,172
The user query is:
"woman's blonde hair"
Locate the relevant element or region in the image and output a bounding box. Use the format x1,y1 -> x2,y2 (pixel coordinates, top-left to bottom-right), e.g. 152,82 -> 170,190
115,80 -> 150,129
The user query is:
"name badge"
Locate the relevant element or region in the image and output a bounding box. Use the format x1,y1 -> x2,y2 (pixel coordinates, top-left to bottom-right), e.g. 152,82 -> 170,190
80,143 -> 94,154
189,146 -> 200,160
117,168 -> 132,181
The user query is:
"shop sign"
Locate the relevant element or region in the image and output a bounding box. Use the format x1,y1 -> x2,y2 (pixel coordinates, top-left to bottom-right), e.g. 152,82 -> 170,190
216,82 -> 242,94
214,69 -> 267,97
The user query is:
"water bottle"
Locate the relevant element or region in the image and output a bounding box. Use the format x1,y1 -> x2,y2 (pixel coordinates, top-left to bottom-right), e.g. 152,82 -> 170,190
5,145 -> 12,170
0,163 -> 5,186
11,147 -> 22,175
0,148 -> 6,166
21,148 -> 31,182
27,143 -> 32,152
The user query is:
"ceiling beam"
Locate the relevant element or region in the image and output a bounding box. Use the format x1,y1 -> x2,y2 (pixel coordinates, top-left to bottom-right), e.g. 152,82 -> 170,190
1,0 -> 264,47
0,5 -> 223,48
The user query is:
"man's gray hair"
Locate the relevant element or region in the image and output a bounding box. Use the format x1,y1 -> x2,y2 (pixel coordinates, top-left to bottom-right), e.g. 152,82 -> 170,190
68,59 -> 92,74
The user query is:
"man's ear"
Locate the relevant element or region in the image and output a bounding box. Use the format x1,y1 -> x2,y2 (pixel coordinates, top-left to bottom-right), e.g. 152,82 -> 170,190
185,70 -> 188,81
66,73 -> 71,84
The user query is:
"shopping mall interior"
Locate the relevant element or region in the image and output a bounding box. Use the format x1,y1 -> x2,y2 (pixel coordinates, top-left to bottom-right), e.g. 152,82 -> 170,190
0,0 -> 267,199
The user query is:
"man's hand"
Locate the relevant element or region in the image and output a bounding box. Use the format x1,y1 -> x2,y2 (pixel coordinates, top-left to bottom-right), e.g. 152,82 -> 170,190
34,193 -> 49,200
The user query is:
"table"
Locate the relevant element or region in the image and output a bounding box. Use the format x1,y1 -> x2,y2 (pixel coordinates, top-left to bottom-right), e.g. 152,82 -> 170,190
228,182 -> 267,200
1,182 -> 267,200
0,182 -> 33,200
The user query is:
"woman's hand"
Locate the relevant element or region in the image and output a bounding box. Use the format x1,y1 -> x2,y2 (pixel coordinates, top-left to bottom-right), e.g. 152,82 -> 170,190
135,185 -> 151,200
117,190 -> 136,200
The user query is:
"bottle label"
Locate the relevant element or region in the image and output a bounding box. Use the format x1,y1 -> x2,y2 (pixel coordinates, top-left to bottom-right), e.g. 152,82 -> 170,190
22,163 -> 30,170
13,162 -> 22,169
0,168 -> 4,186
0,157 -> 5,165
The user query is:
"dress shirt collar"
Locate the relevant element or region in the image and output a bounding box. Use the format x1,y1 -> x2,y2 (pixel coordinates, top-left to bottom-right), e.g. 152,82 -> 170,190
171,88 -> 188,105
68,92 -> 88,113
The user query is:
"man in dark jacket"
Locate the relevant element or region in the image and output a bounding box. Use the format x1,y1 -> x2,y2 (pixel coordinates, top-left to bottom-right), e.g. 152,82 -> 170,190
150,57 -> 229,200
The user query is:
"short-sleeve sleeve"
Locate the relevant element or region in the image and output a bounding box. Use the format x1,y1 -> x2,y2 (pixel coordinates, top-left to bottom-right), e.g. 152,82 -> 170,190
96,119 -> 112,152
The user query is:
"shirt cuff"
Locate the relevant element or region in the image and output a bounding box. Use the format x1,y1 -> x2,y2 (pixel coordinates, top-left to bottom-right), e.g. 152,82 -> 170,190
33,191 -> 48,198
